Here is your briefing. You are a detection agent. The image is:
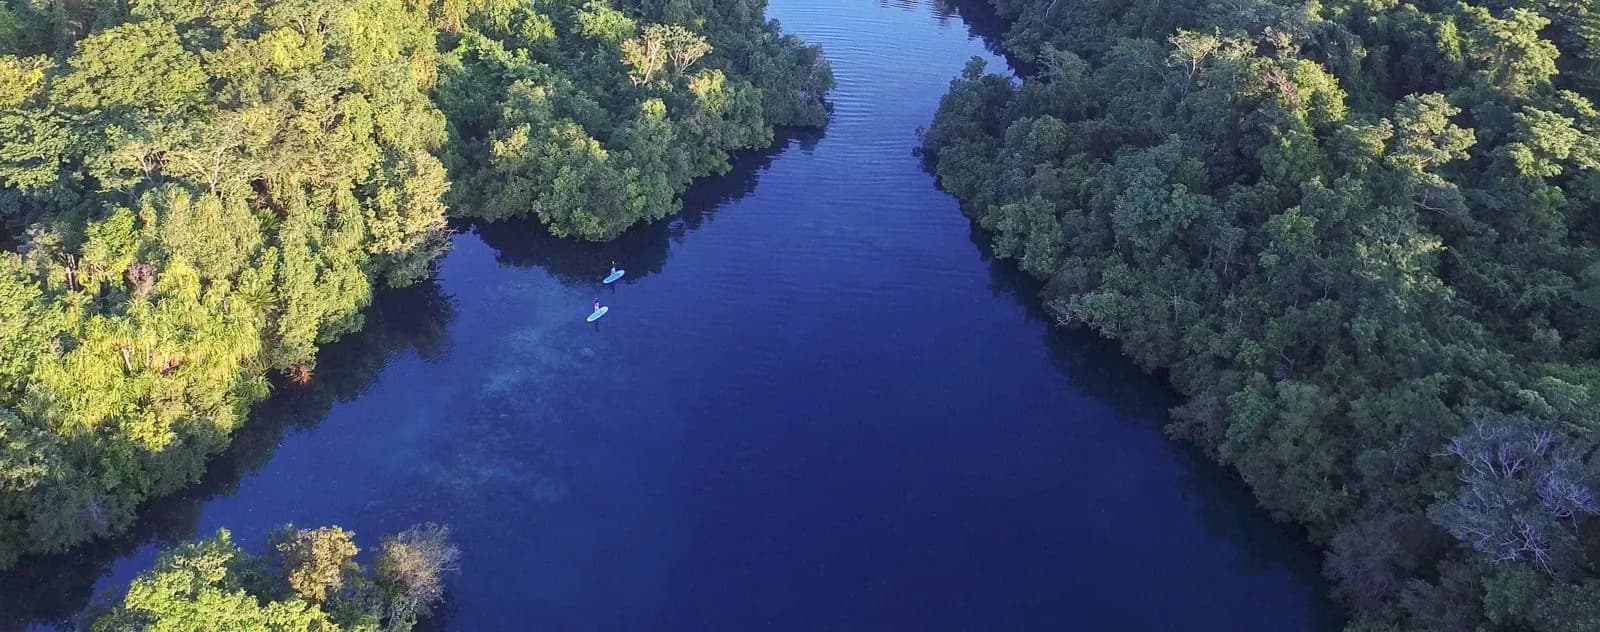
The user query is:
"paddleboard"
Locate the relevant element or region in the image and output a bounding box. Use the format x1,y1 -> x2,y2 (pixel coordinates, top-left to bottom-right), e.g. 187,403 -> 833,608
587,306 -> 609,322
603,269 -> 625,284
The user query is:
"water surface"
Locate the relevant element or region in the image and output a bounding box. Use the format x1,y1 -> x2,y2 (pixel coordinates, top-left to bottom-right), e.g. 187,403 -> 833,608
3,0 -> 1338,629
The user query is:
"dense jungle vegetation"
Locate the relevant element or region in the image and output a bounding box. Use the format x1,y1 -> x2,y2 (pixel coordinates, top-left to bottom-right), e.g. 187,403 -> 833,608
0,0 -> 829,567
92,523 -> 459,631
926,0 -> 1600,628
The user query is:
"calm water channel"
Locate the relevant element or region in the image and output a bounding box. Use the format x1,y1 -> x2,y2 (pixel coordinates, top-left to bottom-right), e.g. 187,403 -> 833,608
2,0 -> 1340,629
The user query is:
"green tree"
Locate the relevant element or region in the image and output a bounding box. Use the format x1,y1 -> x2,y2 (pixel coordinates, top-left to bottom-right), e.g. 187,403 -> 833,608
271,525 -> 360,604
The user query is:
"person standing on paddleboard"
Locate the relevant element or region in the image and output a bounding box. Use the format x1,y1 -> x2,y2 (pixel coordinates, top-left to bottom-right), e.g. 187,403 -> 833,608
593,298 -> 601,312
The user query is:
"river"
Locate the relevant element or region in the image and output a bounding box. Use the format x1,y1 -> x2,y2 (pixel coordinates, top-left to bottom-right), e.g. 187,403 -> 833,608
1,0 -> 1340,629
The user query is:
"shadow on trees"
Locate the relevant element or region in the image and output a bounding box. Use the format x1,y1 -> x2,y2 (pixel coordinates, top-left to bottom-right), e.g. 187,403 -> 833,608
0,280 -> 456,631
467,126 -> 824,286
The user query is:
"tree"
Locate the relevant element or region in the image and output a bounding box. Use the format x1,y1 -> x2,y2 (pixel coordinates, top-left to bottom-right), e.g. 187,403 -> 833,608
662,25 -> 711,77
1459,6 -> 1560,99
1430,416 -> 1599,575
52,20 -> 208,113
270,525 -> 359,603
376,523 -> 461,623
1386,93 -> 1474,174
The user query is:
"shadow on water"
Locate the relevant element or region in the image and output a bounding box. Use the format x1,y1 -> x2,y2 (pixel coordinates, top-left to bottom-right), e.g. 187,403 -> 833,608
966,199 -> 1345,631
0,281 -> 456,631
928,2 -> 1342,619
939,0 -> 1019,61
380,129 -> 830,538
469,127 -> 825,286
872,0 -> 1025,67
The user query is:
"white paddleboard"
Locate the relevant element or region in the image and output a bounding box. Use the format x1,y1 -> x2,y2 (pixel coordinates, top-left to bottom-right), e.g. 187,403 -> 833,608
603,270 -> 625,284
587,306 -> 609,322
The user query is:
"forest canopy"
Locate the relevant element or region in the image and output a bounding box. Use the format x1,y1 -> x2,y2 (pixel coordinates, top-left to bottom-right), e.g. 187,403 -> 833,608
926,0 -> 1600,628
436,0 -> 832,239
0,0 -> 828,567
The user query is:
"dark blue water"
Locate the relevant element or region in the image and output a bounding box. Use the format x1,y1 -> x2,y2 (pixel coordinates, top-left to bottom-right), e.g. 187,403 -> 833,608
2,0 -> 1340,629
